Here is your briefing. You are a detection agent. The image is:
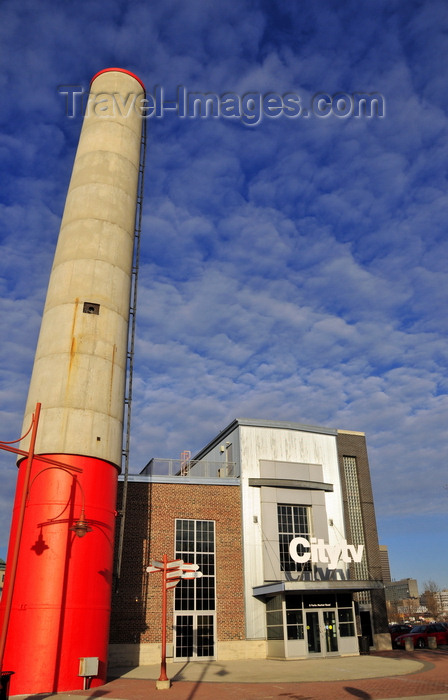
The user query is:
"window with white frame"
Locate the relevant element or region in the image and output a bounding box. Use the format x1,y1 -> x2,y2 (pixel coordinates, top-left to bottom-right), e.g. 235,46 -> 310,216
277,504 -> 311,572
174,519 -> 216,611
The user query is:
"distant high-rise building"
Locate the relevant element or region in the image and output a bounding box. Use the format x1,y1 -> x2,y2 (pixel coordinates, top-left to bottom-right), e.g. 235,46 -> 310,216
384,578 -> 419,602
379,545 -> 391,583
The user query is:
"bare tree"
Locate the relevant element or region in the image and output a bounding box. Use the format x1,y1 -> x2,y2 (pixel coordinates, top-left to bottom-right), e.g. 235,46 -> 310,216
422,580 -> 442,620
386,599 -> 400,623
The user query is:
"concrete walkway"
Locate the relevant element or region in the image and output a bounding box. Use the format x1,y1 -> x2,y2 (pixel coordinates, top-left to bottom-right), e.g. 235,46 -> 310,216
109,653 -> 424,682
11,649 -> 448,700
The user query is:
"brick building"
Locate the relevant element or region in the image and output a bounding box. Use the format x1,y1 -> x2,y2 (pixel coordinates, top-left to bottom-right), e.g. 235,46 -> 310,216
109,418 -> 389,665
109,480 -> 245,665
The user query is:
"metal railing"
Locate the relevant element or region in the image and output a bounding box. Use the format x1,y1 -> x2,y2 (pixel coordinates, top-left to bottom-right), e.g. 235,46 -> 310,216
141,458 -> 238,479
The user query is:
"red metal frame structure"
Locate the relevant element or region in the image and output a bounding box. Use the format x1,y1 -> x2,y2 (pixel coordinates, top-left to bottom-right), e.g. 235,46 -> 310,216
0,403 -> 42,674
0,405 -> 118,693
0,405 -> 93,668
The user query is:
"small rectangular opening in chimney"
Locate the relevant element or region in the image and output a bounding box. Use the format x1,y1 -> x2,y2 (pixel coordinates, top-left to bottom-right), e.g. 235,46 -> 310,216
83,302 -> 100,315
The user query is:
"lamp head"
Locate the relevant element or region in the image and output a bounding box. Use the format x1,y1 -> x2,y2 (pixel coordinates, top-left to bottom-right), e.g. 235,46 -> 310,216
70,514 -> 92,538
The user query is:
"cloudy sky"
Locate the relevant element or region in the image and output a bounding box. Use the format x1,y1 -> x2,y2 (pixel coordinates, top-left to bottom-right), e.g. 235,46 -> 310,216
1,0 -> 447,591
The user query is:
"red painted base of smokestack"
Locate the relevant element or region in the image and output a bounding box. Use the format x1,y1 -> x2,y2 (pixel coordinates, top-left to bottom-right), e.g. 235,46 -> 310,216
0,454 -> 118,695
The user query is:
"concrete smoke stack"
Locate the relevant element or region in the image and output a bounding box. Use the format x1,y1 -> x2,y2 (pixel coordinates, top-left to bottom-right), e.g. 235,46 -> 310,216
0,68 -> 145,694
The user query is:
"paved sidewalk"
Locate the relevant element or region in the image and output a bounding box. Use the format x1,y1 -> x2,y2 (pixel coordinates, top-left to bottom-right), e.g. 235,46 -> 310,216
12,649 -> 448,700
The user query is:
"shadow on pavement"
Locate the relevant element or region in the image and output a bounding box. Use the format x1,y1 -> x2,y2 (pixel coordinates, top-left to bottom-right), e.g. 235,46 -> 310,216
344,688 -> 372,699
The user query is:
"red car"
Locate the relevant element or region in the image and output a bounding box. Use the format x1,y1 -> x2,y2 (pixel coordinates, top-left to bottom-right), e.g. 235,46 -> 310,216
395,623 -> 448,649
389,624 -> 412,647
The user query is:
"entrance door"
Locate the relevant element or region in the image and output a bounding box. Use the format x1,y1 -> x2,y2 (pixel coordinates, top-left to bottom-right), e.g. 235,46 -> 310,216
306,611 -> 321,653
323,610 -> 338,653
306,610 -> 338,656
174,614 -> 215,660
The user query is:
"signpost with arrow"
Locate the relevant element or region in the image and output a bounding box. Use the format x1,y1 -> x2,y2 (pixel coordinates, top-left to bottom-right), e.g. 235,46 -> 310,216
147,554 -> 202,689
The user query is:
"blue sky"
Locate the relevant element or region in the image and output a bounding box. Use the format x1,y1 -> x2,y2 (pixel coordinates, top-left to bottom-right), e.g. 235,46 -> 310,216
1,0 -> 448,593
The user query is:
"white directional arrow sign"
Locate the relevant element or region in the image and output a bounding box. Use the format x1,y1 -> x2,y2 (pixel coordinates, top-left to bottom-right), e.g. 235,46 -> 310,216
166,559 -> 184,569
146,557 -> 202,588
148,554 -> 203,686
146,565 -> 162,574
181,571 -> 203,579
151,559 -> 184,570
166,579 -> 180,589
179,562 -> 201,579
166,569 -> 182,579
180,563 -> 199,571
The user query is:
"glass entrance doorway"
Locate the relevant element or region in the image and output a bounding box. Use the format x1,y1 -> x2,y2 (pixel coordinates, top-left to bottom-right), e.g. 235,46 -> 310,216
306,610 -> 338,655
174,614 -> 215,660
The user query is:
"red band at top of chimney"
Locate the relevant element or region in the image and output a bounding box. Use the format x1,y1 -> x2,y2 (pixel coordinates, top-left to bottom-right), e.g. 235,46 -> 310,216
90,68 -> 145,92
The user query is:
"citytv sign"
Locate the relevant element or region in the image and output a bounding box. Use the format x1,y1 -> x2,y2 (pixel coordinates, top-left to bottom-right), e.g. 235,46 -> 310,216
289,537 -> 364,570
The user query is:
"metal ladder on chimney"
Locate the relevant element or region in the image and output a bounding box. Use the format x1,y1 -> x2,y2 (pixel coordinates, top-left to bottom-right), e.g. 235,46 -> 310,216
116,116 -> 147,588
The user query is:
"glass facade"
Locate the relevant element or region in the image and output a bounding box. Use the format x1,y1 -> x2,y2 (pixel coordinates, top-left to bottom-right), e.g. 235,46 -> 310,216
286,596 -> 304,640
266,593 -> 355,649
338,608 -> 355,636
266,594 -> 283,640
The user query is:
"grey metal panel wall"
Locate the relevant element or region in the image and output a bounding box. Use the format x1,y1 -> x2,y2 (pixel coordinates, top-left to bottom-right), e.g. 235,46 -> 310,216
239,425 -> 346,640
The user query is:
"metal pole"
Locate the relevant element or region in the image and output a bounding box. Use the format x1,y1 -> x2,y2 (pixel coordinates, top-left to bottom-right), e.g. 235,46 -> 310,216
0,403 -> 41,672
158,554 -> 169,683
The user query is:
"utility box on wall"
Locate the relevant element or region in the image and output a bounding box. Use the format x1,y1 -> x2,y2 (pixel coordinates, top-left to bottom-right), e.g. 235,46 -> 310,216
79,657 -> 99,677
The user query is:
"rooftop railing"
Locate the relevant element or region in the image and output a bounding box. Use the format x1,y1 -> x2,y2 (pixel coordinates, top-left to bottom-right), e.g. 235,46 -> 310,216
140,458 -> 238,479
